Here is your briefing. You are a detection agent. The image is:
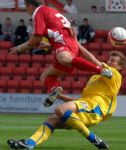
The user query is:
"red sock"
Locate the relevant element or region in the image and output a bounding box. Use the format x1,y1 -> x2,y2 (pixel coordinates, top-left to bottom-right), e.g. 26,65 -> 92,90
72,57 -> 102,73
44,76 -> 60,93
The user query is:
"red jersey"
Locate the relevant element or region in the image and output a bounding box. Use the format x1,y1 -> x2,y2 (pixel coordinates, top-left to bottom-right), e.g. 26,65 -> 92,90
32,5 -> 78,53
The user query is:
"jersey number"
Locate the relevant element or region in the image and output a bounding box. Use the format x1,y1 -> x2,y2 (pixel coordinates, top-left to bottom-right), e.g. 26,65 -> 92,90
55,13 -> 71,28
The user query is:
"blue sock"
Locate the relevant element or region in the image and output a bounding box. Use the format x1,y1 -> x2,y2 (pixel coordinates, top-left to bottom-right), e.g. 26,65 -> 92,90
87,132 -> 96,143
25,139 -> 36,147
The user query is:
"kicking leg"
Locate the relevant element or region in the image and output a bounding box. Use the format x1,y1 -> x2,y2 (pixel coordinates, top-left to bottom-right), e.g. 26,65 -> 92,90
55,102 -> 109,149
7,122 -> 53,150
7,115 -> 63,150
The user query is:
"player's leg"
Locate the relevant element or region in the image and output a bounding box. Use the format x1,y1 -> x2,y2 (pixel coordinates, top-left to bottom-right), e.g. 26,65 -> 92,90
55,101 -> 109,149
56,50 -> 112,79
56,50 -> 102,73
7,115 -> 64,150
40,65 -> 66,92
40,65 -> 65,107
7,122 -> 53,150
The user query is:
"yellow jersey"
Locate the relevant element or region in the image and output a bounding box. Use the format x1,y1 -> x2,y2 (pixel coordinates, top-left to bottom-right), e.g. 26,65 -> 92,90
81,64 -> 122,118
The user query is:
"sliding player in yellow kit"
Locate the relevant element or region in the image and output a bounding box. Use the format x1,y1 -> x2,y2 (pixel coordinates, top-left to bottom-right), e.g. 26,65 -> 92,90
7,51 -> 126,149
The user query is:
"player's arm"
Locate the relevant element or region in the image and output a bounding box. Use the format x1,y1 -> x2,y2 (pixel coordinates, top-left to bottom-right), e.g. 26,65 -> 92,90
59,94 -> 76,102
9,35 -> 43,55
77,41 -> 102,67
10,6 -> 48,55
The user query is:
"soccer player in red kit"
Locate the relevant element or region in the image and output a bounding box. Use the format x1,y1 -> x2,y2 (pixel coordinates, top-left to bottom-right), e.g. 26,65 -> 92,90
10,0 -> 112,106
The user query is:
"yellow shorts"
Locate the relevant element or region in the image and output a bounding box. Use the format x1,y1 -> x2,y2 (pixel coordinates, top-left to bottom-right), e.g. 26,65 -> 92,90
74,97 -> 103,127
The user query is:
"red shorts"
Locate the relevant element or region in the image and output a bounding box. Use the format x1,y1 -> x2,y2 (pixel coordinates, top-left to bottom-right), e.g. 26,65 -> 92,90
53,45 -> 80,74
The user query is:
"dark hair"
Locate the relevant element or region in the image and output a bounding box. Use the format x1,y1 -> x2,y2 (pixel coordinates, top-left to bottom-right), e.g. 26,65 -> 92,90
83,18 -> 88,21
5,17 -> 11,20
20,19 -> 24,22
91,5 -> 97,9
109,51 -> 126,67
29,18 -> 32,21
25,0 -> 41,7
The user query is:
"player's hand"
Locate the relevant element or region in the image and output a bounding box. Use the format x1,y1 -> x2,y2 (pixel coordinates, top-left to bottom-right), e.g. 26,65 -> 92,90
101,68 -> 113,78
9,47 -> 18,55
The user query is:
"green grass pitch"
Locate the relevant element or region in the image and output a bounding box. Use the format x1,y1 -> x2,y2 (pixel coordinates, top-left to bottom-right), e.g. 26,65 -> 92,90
0,114 -> 126,150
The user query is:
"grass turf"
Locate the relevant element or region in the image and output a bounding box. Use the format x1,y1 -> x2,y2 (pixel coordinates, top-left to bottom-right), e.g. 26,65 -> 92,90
0,114 -> 126,150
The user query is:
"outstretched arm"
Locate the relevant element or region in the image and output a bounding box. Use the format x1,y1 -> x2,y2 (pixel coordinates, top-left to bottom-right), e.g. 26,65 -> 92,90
9,35 -> 42,55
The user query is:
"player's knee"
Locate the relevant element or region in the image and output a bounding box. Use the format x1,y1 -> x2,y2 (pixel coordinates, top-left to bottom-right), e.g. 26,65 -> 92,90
46,118 -> 58,127
56,52 -> 73,67
60,56 -> 72,66
55,105 -> 65,117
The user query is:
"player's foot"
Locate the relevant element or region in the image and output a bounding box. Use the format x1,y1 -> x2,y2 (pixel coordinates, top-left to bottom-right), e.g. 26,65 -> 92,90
93,136 -> 109,149
101,68 -> 113,78
43,86 -> 63,107
7,139 -> 35,150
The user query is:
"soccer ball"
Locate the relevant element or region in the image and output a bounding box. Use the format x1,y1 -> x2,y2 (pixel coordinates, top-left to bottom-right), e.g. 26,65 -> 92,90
108,27 -> 126,47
